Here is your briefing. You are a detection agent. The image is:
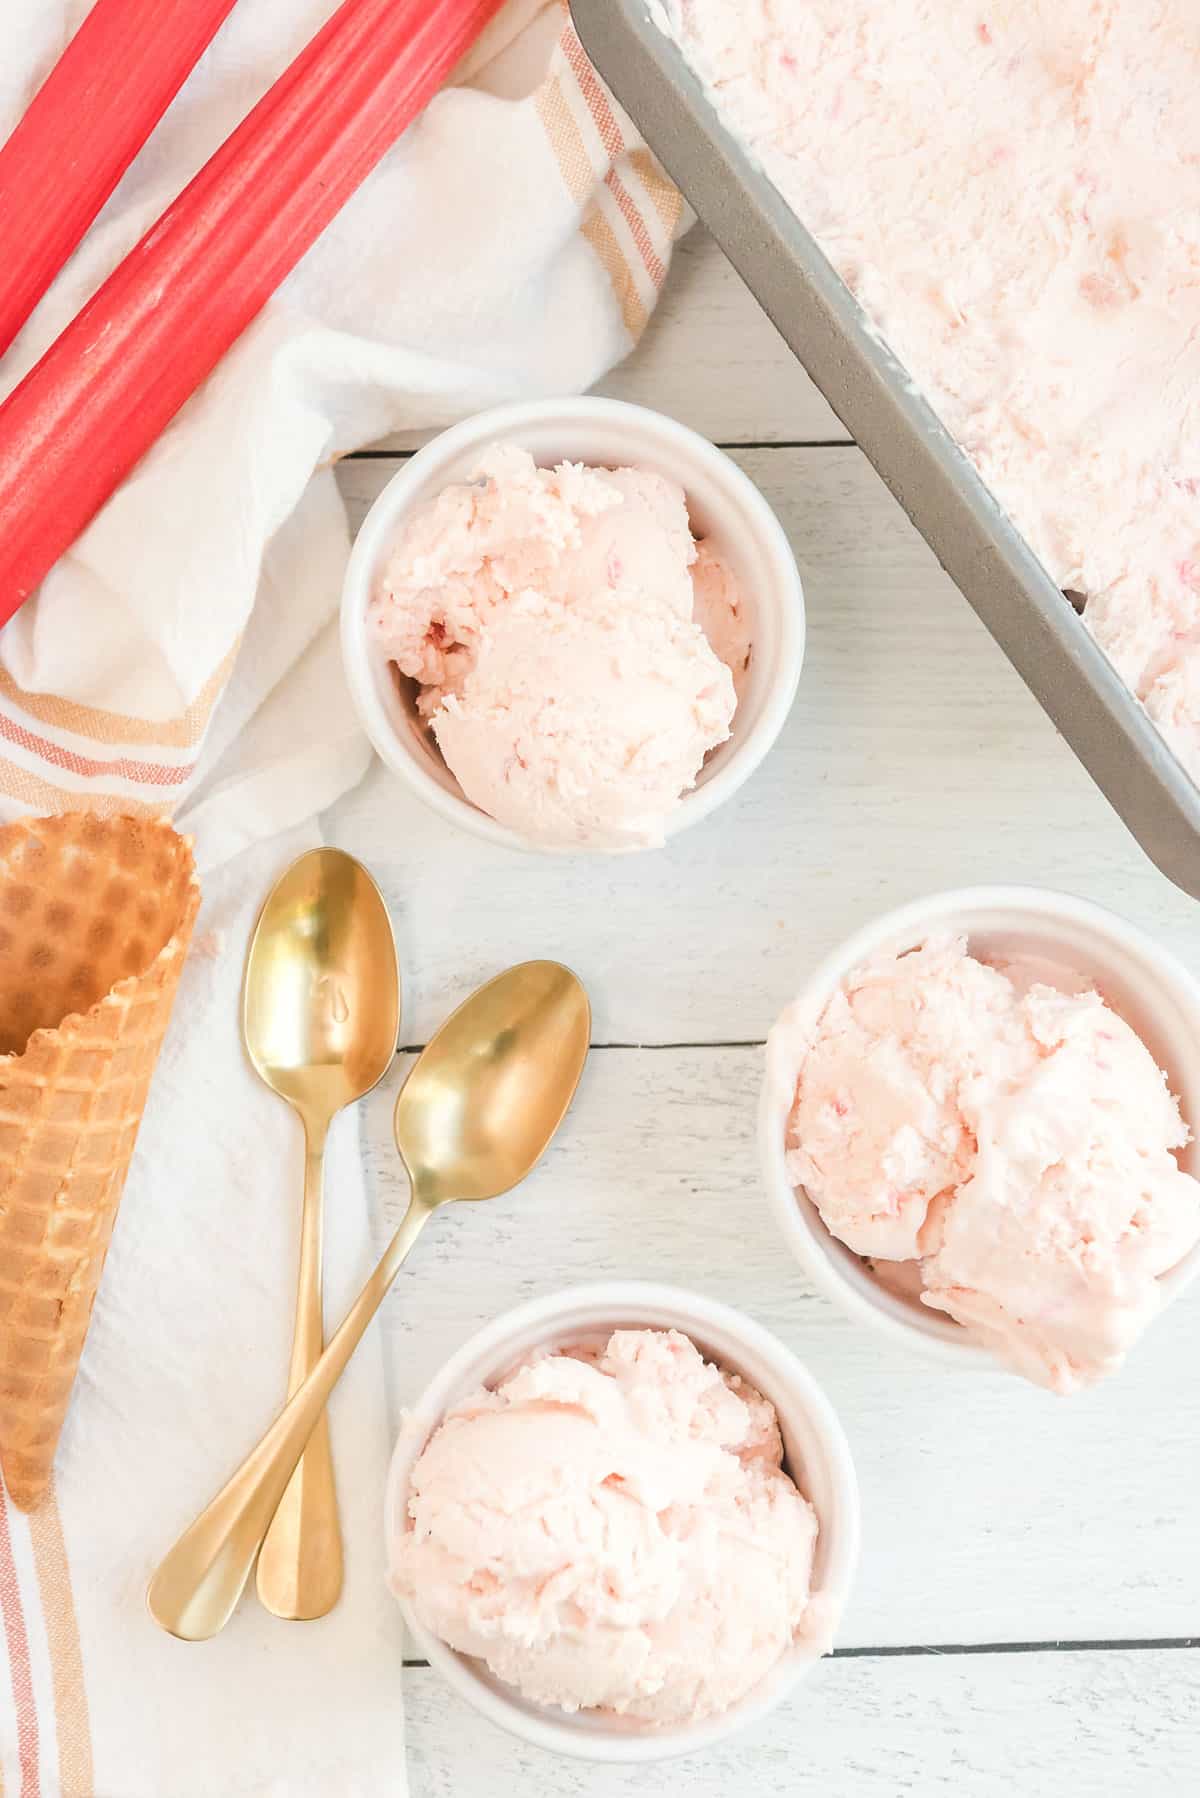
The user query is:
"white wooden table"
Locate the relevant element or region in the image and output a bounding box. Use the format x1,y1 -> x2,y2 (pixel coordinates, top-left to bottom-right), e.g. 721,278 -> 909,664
328,229 -> 1200,1796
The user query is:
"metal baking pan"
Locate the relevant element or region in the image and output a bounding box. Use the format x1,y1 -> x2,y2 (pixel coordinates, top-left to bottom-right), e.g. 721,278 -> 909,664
571,0 -> 1200,899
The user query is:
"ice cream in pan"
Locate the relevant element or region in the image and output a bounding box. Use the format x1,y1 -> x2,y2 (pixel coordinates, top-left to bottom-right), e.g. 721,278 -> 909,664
661,0 -> 1200,783
391,1327 -> 823,1724
368,444 -> 750,848
772,935 -> 1200,1393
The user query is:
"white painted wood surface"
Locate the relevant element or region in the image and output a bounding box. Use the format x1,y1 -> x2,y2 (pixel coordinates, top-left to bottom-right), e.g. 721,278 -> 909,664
402,1650 -> 1200,1796
326,227 -> 1200,1794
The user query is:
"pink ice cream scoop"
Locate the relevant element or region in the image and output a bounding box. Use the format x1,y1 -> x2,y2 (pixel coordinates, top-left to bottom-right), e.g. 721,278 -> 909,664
369,444 -> 748,848
691,536 -> 752,700
775,935 -> 1200,1392
390,1328 -> 822,1725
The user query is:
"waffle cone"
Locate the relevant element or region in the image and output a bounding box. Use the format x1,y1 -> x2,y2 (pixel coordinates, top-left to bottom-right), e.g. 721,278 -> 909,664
0,814 -> 199,1511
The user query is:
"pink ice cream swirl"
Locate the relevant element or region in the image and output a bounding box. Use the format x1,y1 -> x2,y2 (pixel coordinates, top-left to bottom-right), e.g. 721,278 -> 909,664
390,1328 -> 824,1725
772,935 -> 1200,1392
369,445 -> 749,849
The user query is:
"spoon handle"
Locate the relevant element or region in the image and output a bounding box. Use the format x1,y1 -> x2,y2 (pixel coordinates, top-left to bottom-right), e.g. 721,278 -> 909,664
147,1194 -> 434,1642
255,1127 -> 343,1621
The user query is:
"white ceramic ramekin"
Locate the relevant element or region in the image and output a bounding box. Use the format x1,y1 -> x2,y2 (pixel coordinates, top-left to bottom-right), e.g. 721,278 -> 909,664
760,885 -> 1200,1369
341,397 -> 804,852
385,1282 -> 858,1763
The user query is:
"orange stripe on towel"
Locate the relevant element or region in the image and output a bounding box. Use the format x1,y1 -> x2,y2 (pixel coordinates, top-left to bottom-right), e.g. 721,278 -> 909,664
0,708 -> 194,788
562,25 -> 626,160
0,754 -> 165,818
30,1490 -> 93,1798
535,70 -> 593,203
629,147 -> 683,239
559,28 -> 671,291
604,166 -> 667,287
0,1490 -> 39,1798
536,70 -> 646,338
0,637 -> 239,751
581,207 -> 648,340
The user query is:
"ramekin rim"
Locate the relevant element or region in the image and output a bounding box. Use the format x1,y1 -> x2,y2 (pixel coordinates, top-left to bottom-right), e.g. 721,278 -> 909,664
340,397 -> 804,855
384,1279 -> 859,1762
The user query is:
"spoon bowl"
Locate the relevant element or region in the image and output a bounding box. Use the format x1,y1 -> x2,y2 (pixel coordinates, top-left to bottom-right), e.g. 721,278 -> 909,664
244,848 -> 400,1120
396,961 -> 591,1207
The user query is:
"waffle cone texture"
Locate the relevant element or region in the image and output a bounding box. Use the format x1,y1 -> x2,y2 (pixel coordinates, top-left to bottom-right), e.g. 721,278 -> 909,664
0,814 -> 199,1511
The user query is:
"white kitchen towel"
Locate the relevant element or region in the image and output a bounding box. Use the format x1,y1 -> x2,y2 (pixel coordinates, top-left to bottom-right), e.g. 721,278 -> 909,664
0,0 -> 682,824
0,2 -> 683,1792
0,827 -> 405,1798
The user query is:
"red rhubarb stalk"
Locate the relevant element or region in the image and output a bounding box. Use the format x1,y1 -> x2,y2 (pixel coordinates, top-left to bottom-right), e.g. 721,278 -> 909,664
0,0 -> 240,358
0,0 -> 506,624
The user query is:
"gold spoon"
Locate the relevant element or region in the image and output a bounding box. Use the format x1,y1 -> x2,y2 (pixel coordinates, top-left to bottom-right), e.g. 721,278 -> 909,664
243,848 -> 400,1623
147,959 -> 590,1643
